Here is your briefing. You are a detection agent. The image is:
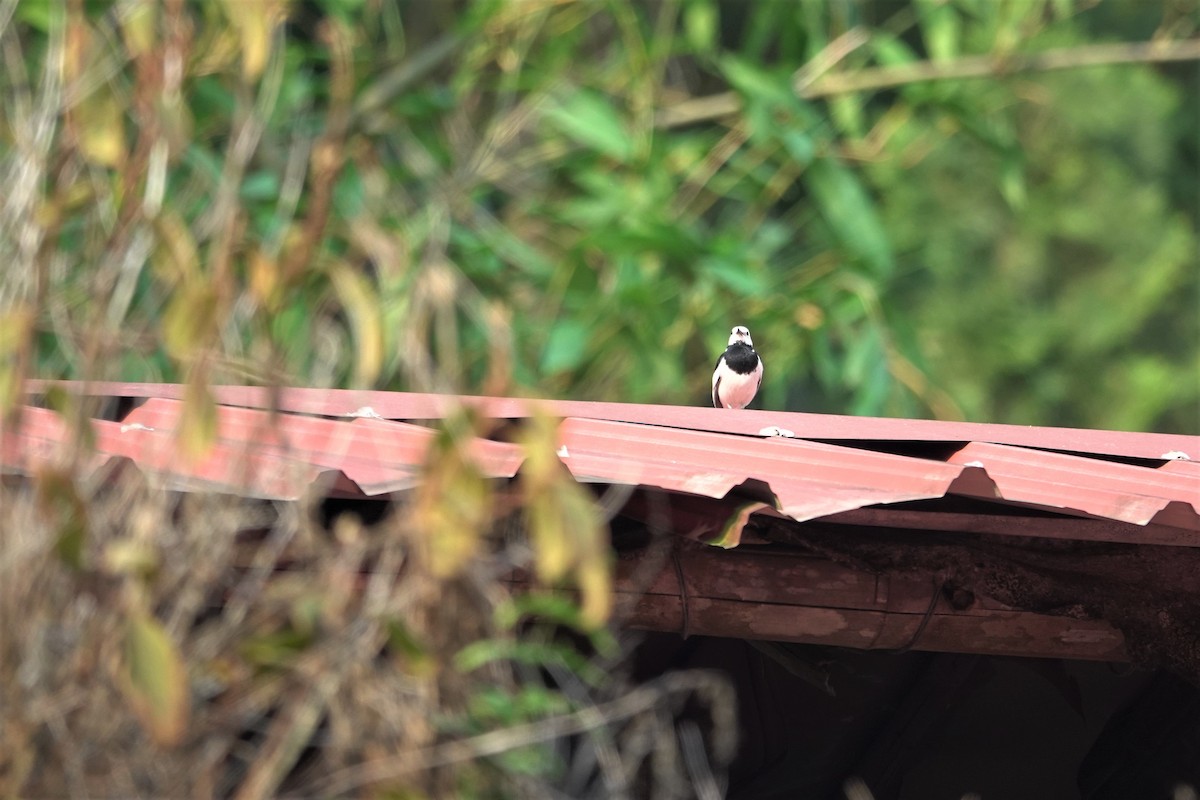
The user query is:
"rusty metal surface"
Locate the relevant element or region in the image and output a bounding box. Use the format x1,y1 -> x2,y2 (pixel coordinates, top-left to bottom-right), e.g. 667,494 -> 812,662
948,441 -> 1200,529
3,404 -> 349,499
123,398 -> 523,495
7,384 -> 1198,537
556,417 -> 995,522
27,381 -> 1199,460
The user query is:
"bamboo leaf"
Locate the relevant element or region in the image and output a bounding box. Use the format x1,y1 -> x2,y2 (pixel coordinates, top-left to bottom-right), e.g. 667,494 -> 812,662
217,0 -> 288,81
541,320 -> 590,375
545,91 -> 632,162
806,157 -> 894,277
121,610 -> 190,746
328,263 -> 384,388
179,373 -> 218,461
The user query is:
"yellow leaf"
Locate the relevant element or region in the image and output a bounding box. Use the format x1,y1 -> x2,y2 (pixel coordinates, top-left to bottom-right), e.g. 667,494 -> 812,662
328,263 -> 384,388
415,418 -> 494,577
119,0 -> 157,57
517,412 -> 613,627
76,86 -> 127,168
179,373 -> 218,461
528,494 -> 571,583
162,281 -> 218,361
576,560 -> 613,629
0,362 -> 19,418
0,306 -> 34,351
103,539 -> 159,578
248,249 -> 282,311
218,0 -> 289,81
0,307 -> 33,416
151,212 -> 200,282
121,610 -> 190,746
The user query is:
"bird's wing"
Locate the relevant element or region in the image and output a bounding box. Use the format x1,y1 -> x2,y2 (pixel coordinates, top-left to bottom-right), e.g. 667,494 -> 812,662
711,355 -> 724,407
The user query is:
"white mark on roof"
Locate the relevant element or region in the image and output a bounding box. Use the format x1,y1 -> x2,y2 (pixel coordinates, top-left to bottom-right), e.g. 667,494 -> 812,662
556,445 -> 570,458
1161,451 -> 1191,460
758,426 -> 796,438
120,423 -> 155,433
346,407 -> 385,419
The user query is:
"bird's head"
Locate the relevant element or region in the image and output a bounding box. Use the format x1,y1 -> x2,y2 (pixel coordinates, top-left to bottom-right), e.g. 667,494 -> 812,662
728,325 -> 753,347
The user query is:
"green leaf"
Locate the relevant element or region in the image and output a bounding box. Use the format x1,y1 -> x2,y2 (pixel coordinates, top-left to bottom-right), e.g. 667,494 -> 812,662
495,592 -> 619,656
541,320 -> 590,374
545,91 -> 632,162
240,171 -> 281,202
385,619 -> 436,677
719,55 -> 794,107
699,256 -> 768,297
454,640 -> 606,687
37,468 -> 89,570
870,33 -> 918,67
918,0 -> 961,62
122,610 -> 190,746
334,160 -> 366,218
239,628 -> 315,669
16,0 -> 56,32
706,500 -> 772,548
683,0 -> 718,54
805,158 -> 894,277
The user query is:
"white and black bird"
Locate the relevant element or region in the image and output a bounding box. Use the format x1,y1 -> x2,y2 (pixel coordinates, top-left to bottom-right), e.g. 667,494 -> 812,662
711,325 -> 763,409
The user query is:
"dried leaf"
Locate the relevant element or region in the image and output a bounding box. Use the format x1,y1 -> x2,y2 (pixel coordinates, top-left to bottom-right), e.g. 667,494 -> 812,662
179,373 -> 218,460
328,263 -> 383,388
518,412 -> 613,628
121,610 -> 190,746
414,412 -> 493,577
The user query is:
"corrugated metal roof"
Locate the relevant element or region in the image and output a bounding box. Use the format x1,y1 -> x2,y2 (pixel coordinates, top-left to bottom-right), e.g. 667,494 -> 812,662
9,382 -> 1200,663
556,416 -> 998,521
9,385 -> 1199,539
28,381 -> 1197,460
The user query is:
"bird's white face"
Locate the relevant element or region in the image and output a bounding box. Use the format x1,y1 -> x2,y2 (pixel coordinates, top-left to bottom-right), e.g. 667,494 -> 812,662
728,325 -> 753,347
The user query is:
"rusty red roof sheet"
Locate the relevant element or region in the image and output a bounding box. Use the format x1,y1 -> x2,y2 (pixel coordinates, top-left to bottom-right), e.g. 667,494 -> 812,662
8,383 -> 1200,541
556,417 -> 997,521
29,381 -> 1197,460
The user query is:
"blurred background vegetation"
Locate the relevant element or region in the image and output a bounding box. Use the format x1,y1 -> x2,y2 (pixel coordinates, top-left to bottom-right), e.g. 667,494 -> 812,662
1,1 -> 1198,796
1,0 -> 1197,432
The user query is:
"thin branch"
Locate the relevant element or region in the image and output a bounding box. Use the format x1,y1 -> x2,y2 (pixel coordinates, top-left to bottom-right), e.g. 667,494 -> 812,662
657,37 -> 1200,129
350,32 -> 463,128
308,670 -> 734,797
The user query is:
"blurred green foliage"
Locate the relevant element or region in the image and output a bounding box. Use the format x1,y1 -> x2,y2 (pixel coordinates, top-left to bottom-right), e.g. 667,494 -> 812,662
1,0 -> 1196,433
